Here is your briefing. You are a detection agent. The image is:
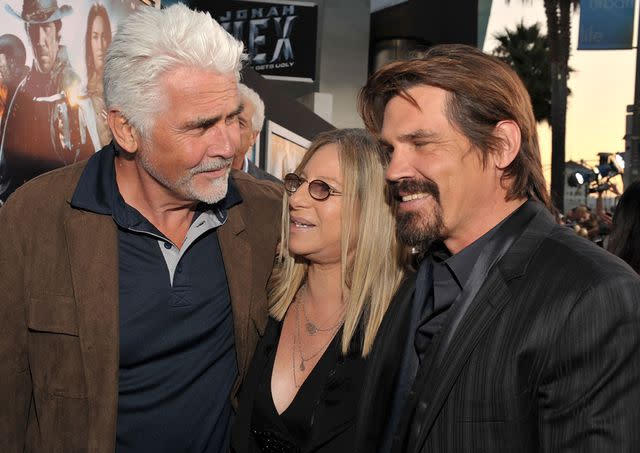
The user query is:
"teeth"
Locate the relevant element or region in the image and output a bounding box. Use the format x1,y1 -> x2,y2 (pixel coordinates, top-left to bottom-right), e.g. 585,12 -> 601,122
401,193 -> 429,202
293,221 -> 313,228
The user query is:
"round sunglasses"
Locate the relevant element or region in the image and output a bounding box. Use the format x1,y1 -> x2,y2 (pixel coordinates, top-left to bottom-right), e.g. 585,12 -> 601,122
283,173 -> 342,201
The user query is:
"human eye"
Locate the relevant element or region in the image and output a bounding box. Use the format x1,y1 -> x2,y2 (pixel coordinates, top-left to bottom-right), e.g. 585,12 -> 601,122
381,143 -> 394,156
225,114 -> 239,126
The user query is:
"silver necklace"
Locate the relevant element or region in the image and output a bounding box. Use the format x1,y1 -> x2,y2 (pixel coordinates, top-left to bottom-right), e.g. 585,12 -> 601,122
292,292 -> 344,388
299,284 -> 345,336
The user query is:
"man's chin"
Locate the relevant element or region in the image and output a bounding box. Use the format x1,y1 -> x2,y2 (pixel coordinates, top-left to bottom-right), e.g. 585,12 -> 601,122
190,180 -> 229,205
396,212 -> 443,247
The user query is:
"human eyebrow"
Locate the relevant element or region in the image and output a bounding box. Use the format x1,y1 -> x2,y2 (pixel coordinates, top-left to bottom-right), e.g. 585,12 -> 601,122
229,103 -> 244,119
183,116 -> 221,130
398,129 -> 439,143
315,176 -> 340,186
183,104 -> 244,130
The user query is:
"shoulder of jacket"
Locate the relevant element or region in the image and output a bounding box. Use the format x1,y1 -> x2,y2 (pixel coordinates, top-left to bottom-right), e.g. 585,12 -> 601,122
231,169 -> 283,203
5,160 -> 87,210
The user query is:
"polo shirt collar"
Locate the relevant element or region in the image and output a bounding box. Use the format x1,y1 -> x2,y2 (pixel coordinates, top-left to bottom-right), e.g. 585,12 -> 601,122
70,143 -> 242,227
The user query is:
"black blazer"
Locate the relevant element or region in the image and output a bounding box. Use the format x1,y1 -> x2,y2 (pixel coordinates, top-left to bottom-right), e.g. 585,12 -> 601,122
356,202 -> 640,452
232,318 -> 366,452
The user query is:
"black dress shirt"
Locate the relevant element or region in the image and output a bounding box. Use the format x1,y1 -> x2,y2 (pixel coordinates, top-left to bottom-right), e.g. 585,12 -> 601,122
413,230 -> 497,364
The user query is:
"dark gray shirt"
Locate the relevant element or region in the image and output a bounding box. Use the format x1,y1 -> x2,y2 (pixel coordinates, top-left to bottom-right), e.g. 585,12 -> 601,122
414,230 -> 497,362
71,145 -> 240,453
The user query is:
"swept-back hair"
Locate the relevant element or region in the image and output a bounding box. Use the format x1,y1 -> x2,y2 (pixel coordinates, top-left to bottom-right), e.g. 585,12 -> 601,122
358,43 -> 549,206
608,181 -> 640,274
103,3 -> 245,138
269,128 -> 404,356
238,83 -> 265,133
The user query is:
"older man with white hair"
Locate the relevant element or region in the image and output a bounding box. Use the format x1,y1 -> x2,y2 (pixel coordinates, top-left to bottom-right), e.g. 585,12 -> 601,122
0,4 -> 282,452
233,82 -> 280,183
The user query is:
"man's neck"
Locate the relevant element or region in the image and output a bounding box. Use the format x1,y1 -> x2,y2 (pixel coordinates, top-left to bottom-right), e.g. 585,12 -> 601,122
444,197 -> 527,255
115,155 -> 197,248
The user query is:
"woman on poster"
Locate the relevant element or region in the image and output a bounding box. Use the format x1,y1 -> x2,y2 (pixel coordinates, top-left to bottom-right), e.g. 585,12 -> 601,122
85,3 -> 111,148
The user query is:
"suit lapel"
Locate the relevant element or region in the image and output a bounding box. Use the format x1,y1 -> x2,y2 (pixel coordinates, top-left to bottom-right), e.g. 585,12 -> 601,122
64,208 -> 119,452
406,205 -> 557,451
407,270 -> 513,451
218,202 -> 255,387
354,276 -> 416,452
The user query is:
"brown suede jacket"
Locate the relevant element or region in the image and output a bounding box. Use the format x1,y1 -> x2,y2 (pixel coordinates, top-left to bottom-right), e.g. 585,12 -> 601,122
0,160 -> 282,452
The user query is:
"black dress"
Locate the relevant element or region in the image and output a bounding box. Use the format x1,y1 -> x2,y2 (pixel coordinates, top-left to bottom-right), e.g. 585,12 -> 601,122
231,318 -> 366,453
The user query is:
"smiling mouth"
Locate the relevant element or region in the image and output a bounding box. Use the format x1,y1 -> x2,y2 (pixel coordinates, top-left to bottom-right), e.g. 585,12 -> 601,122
401,193 -> 430,202
291,220 -> 315,228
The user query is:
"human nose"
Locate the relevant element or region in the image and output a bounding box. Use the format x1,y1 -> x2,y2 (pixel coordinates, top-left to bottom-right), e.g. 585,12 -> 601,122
37,27 -> 47,48
288,181 -> 312,209
207,123 -> 236,160
385,146 -> 415,183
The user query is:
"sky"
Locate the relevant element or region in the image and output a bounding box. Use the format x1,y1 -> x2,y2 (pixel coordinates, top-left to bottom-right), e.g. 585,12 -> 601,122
483,1 -> 637,182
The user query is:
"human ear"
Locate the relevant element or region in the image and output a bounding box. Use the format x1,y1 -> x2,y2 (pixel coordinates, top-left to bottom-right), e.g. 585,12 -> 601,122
108,110 -> 139,154
492,120 -> 521,170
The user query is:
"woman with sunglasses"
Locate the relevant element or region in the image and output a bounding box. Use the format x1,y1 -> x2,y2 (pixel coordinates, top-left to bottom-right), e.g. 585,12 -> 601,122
232,128 -> 404,452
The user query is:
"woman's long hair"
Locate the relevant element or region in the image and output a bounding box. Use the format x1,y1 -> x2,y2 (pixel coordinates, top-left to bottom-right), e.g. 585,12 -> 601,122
608,181 -> 640,274
85,4 -> 112,79
269,128 -> 404,356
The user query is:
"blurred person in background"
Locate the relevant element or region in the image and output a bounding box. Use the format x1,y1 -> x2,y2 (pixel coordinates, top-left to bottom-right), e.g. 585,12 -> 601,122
232,83 -> 280,183
607,180 -> 640,274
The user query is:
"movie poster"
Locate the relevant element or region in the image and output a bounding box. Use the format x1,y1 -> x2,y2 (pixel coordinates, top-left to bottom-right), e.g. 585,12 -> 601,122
208,0 -> 318,82
266,120 -> 309,179
0,0 -> 157,204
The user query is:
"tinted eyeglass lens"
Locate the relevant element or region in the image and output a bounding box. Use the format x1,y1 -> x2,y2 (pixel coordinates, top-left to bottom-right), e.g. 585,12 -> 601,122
284,174 -> 302,193
308,180 -> 331,200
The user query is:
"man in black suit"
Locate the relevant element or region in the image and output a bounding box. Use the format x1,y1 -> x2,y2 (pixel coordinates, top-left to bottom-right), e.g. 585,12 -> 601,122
355,44 -> 640,452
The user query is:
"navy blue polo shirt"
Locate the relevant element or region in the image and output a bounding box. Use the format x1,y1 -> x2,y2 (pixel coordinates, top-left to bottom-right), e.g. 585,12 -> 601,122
71,145 -> 240,453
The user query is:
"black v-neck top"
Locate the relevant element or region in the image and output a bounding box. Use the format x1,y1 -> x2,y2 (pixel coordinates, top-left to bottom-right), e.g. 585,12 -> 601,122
231,318 -> 366,453
251,327 -> 342,451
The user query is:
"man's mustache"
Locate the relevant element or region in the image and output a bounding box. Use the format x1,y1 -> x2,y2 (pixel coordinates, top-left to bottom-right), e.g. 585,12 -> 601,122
390,178 -> 440,202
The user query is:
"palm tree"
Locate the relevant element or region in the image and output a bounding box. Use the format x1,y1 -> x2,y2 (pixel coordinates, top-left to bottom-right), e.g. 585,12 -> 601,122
493,22 -> 551,124
506,0 -> 579,212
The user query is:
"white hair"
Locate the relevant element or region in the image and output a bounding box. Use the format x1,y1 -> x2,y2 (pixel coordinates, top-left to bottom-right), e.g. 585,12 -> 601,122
238,83 -> 265,133
103,3 -> 246,138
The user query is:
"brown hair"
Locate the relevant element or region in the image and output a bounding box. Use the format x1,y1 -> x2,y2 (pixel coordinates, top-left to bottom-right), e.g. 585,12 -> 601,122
358,43 -> 550,206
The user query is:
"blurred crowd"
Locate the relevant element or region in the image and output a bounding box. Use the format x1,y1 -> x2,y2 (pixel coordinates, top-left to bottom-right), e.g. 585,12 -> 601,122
563,181 -> 640,274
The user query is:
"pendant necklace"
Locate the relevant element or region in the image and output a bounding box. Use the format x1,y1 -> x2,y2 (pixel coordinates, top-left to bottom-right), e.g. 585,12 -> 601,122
299,284 -> 345,335
291,287 -> 344,388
